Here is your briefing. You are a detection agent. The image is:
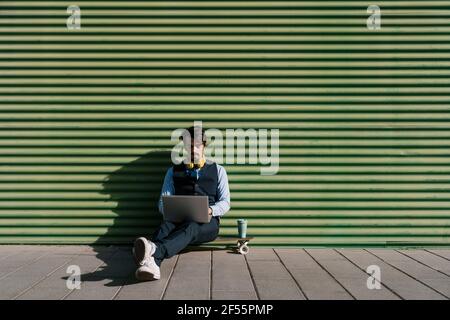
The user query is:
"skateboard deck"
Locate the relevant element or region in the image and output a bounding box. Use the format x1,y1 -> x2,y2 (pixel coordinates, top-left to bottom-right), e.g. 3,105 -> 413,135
216,237 -> 254,255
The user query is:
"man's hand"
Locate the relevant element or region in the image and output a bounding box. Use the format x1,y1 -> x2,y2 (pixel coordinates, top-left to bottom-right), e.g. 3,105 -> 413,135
208,207 -> 213,216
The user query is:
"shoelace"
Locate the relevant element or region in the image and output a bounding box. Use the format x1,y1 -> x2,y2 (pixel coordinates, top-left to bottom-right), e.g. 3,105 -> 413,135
140,241 -> 153,266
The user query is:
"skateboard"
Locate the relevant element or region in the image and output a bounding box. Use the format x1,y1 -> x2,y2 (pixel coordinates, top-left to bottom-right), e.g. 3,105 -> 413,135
216,237 -> 254,255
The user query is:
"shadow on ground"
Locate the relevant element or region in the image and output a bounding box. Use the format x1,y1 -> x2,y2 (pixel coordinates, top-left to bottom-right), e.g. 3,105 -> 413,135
64,150 -> 171,286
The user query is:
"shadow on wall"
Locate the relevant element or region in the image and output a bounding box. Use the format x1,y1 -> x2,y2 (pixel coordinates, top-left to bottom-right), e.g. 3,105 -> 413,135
69,150 -> 172,287
99,150 -> 173,244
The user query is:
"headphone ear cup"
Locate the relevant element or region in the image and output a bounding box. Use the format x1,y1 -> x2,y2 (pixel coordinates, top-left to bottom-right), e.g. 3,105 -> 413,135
185,159 -> 205,170
186,162 -> 194,170
195,160 -> 205,169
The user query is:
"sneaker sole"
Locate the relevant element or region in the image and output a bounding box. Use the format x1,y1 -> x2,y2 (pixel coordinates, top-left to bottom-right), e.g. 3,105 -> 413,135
133,237 -> 155,266
135,269 -> 161,281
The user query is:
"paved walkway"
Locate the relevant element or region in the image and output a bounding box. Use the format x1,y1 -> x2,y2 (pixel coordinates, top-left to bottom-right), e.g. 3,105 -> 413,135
0,245 -> 449,300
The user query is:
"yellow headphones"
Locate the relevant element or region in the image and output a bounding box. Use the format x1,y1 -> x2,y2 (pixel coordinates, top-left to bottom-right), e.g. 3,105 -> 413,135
185,158 -> 206,170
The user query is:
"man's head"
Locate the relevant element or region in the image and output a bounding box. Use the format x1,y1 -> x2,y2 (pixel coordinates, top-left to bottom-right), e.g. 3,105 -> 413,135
181,126 -> 207,165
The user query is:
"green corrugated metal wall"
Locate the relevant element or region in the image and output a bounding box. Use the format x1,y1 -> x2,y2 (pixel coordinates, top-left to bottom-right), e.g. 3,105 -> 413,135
1,1 -> 450,246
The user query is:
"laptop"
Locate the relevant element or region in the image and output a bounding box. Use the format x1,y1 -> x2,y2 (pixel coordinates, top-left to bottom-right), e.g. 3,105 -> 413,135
162,195 -> 211,223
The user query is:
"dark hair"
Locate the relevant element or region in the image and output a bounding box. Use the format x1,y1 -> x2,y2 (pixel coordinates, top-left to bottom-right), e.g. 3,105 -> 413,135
181,126 -> 207,146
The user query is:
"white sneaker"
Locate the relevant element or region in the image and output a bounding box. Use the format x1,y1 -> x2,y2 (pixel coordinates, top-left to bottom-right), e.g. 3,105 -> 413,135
132,237 -> 156,266
135,257 -> 161,281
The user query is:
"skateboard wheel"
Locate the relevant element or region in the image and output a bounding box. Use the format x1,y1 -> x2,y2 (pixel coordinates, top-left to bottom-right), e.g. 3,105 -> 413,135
239,245 -> 249,255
